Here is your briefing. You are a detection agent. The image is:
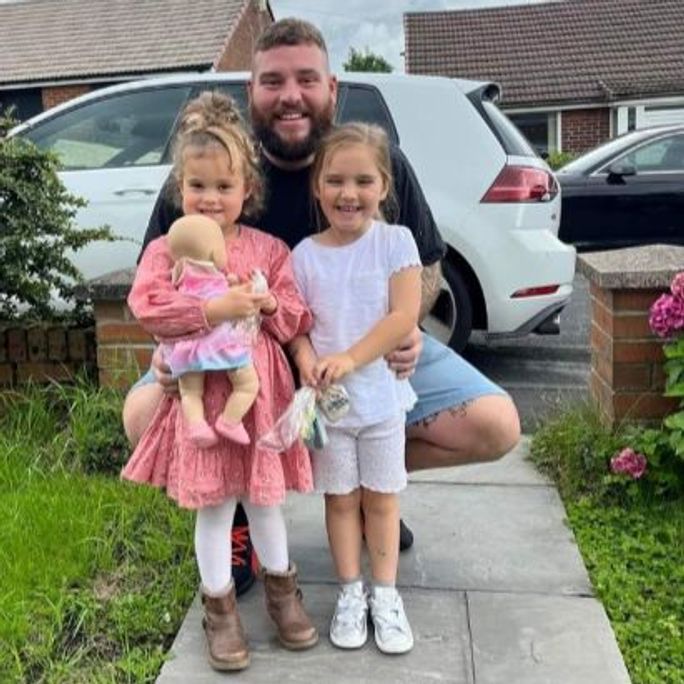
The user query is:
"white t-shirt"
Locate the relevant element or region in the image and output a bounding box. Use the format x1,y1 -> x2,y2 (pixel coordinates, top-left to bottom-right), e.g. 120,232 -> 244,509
292,220 -> 422,428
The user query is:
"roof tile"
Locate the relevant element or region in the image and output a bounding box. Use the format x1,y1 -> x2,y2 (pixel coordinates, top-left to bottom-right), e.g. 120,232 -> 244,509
404,0 -> 684,106
0,0 -> 247,85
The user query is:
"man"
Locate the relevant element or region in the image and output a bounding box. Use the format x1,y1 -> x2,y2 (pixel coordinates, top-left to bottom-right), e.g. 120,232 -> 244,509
123,18 -> 520,596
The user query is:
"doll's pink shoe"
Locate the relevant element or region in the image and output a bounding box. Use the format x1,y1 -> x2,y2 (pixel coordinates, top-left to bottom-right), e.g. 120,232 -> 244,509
215,417 -> 251,445
187,420 -> 219,448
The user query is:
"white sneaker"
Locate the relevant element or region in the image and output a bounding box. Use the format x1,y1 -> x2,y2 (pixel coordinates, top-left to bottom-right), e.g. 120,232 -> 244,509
329,581 -> 368,649
369,586 -> 414,654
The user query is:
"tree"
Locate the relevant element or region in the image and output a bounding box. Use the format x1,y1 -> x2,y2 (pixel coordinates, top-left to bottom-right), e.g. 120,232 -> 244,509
343,47 -> 393,73
0,108 -> 114,320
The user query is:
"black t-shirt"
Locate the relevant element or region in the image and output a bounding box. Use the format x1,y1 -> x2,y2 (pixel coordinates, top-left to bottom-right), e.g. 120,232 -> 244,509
139,145 -> 446,265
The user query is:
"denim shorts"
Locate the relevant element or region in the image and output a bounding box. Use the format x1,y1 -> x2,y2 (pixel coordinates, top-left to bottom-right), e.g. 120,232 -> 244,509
131,333 -> 506,426
405,333 -> 506,426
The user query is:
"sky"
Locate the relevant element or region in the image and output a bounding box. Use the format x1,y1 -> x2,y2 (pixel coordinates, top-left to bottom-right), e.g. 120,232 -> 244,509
269,0 -> 553,73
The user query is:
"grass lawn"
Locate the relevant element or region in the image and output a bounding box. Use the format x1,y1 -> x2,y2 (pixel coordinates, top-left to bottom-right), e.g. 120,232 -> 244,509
0,382 -> 197,682
531,404 -> 684,684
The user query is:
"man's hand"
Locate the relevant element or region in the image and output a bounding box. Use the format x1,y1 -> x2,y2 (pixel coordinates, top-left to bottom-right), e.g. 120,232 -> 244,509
151,346 -> 178,394
314,352 -> 356,387
385,326 -> 422,379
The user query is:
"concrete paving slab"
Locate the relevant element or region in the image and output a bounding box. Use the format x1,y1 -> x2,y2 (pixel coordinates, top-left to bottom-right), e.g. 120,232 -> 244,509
409,437 -> 549,486
468,592 -> 631,684
284,485 -> 592,595
157,585 -> 473,683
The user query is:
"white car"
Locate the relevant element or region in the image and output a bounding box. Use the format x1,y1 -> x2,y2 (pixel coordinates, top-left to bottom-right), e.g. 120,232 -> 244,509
11,72 -> 575,351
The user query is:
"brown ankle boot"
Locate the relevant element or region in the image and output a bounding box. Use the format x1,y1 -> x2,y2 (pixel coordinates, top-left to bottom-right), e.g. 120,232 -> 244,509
263,564 -> 319,650
202,584 -> 250,671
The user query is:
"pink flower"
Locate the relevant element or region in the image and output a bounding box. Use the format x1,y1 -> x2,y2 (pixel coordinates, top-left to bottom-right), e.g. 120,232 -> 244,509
671,272 -> 684,301
649,293 -> 684,338
610,448 -> 647,479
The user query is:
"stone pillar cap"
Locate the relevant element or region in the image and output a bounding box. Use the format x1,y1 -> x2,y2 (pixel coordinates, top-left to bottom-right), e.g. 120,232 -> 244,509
577,244 -> 684,289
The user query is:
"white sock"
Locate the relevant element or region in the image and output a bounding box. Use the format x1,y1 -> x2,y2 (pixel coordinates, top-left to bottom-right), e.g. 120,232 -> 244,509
242,500 -> 289,572
195,497 -> 237,594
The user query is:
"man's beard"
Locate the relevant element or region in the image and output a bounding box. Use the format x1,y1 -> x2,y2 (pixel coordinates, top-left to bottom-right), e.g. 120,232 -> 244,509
250,101 -> 335,163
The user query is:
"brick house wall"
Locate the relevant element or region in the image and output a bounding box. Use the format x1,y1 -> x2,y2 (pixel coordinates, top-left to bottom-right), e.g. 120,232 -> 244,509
42,84 -> 91,110
215,0 -> 272,71
562,108 -> 610,154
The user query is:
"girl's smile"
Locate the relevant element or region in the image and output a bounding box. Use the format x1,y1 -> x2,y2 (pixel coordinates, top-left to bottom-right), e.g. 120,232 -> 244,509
315,143 -> 389,244
180,147 -> 250,237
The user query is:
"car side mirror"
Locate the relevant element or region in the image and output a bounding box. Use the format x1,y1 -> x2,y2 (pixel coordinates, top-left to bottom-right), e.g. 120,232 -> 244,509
606,161 -> 636,180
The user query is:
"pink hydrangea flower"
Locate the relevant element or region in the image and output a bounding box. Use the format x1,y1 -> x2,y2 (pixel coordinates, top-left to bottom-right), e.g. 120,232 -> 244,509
649,293 -> 684,338
610,448 -> 647,479
670,271 -> 684,301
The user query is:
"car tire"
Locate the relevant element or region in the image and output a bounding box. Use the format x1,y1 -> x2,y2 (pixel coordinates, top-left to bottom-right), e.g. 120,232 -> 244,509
422,260 -> 473,353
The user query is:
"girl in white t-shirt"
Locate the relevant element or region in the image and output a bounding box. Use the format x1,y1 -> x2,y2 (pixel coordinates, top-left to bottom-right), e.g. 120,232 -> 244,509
290,123 -> 422,655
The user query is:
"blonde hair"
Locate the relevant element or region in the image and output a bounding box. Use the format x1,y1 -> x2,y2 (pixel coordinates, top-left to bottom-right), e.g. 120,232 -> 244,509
311,123 -> 397,225
172,91 -> 264,217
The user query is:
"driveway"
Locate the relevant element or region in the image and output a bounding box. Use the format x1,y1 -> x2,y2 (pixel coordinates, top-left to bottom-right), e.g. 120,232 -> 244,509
464,272 -> 590,431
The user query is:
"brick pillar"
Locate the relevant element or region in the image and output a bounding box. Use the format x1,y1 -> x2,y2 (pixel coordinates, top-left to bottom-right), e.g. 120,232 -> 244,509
579,245 -> 684,427
88,268 -> 154,388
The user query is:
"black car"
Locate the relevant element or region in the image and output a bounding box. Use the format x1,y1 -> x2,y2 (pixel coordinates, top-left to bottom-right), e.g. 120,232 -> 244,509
557,125 -> 684,250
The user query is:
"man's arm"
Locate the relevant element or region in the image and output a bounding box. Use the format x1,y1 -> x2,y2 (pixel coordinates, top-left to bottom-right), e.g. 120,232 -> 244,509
420,261 -> 442,322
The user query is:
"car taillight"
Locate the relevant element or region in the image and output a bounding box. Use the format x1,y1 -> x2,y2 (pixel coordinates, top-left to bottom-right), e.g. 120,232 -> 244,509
511,285 -> 560,298
481,165 -> 558,203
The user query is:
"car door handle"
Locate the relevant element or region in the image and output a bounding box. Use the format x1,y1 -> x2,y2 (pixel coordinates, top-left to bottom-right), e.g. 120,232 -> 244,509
113,188 -> 158,196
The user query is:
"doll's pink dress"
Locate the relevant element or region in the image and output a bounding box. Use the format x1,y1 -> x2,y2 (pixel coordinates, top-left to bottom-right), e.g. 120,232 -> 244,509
121,226 -> 314,509
160,259 -> 251,377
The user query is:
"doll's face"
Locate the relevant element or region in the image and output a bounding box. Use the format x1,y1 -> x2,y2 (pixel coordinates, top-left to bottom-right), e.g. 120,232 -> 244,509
180,145 -> 250,236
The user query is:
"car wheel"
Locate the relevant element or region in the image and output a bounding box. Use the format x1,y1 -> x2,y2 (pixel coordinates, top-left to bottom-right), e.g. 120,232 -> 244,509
421,260 -> 473,353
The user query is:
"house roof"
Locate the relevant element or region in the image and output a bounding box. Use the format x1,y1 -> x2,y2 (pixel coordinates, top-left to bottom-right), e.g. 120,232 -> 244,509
404,0 -> 684,108
0,0 -> 254,87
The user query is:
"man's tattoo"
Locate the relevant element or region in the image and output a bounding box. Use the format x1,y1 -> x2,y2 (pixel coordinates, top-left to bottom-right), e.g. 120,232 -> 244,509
417,400 -> 474,428
419,262 -> 442,322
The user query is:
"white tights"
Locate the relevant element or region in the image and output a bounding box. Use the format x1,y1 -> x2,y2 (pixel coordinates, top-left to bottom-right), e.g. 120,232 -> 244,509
194,498 -> 289,594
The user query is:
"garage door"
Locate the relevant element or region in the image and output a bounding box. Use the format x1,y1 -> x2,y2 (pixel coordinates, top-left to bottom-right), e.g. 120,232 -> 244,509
642,104 -> 684,127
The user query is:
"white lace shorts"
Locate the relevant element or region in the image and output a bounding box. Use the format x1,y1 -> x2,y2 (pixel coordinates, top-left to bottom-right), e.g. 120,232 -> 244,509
311,414 -> 407,495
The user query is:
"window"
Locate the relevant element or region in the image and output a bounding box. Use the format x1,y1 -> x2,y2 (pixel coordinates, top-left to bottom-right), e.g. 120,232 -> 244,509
507,112 -> 557,156
22,87 -> 191,170
0,88 -> 43,122
336,85 -> 398,144
603,134 -> 684,173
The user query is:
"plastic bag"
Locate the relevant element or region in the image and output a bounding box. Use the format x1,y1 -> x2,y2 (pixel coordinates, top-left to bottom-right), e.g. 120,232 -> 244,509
258,386 -> 318,452
258,384 -> 350,452
236,269 -> 268,344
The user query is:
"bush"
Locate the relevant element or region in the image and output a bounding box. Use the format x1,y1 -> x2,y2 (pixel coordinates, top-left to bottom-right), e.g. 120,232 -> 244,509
0,107 -> 114,320
546,150 -> 577,170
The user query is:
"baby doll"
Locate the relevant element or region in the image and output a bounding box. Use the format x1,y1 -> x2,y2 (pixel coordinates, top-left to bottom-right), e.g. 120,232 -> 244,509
161,215 -> 260,448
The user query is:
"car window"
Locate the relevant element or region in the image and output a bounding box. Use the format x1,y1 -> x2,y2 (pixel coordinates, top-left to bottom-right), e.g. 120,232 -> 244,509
336,85 -> 399,144
603,133 -> 684,173
477,98 -> 537,157
22,86 -> 192,170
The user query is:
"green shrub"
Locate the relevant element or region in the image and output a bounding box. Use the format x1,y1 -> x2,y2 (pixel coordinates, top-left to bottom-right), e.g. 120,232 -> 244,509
0,107 -> 114,320
546,150 -> 577,170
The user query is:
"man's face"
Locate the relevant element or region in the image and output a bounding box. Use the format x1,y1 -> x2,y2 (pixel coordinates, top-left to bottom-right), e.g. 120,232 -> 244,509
248,43 -> 337,164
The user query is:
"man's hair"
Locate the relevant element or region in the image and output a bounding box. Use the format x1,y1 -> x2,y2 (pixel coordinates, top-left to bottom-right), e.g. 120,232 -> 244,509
255,17 -> 328,56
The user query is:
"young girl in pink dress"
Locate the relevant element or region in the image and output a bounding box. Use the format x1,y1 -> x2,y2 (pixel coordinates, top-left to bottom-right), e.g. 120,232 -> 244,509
122,92 -> 318,672
161,214 -> 262,448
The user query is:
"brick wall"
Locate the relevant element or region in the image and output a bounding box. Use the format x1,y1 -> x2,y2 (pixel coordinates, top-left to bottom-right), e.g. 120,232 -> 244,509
562,108 -> 610,154
94,300 -> 154,388
0,324 -> 97,386
215,0 -> 272,71
42,84 -> 91,110
589,283 -> 678,425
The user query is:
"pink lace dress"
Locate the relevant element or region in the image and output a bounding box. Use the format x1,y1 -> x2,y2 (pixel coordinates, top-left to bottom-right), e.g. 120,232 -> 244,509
121,226 -> 314,509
